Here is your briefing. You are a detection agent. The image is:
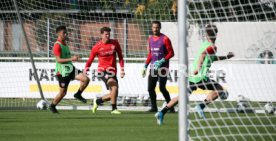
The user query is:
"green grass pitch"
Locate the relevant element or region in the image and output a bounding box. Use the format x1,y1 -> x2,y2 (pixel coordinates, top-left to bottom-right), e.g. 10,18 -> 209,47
0,110 -> 275,141
0,110 -> 178,141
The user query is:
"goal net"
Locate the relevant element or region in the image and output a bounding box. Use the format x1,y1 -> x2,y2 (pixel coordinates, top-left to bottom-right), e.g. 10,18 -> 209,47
0,0 -> 177,109
0,0 -> 275,140
187,0 -> 276,141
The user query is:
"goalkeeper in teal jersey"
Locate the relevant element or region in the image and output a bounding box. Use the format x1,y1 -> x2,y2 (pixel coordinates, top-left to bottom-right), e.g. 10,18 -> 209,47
155,24 -> 234,125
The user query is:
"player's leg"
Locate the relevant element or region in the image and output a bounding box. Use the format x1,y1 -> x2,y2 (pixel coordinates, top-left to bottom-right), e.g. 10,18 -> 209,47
107,78 -> 121,114
202,80 -> 223,106
52,88 -> 67,104
100,93 -> 111,101
74,72 -> 90,103
92,72 -> 109,113
49,75 -> 70,114
203,81 -> 223,105
195,79 -> 223,118
49,87 -> 68,114
92,72 -> 119,113
155,96 -> 179,125
159,74 -> 175,112
92,91 -> 112,113
148,69 -> 159,112
155,82 -> 197,124
160,96 -> 179,115
51,87 -> 67,105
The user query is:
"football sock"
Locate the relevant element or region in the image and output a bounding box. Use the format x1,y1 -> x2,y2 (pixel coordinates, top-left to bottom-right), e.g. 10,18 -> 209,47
199,99 -> 210,109
50,103 -> 56,107
161,106 -> 170,115
75,89 -> 83,95
111,104 -> 117,111
96,98 -> 104,105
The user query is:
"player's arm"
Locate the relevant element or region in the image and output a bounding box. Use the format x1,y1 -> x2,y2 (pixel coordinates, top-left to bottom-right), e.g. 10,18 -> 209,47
141,47 -> 151,77
84,46 -> 97,73
141,40 -> 151,77
194,52 -> 206,75
115,40 -> 125,78
194,46 -> 215,75
163,37 -> 174,61
145,47 -> 152,67
145,38 -> 152,67
53,44 -> 79,63
213,52 -> 235,61
115,41 -> 124,69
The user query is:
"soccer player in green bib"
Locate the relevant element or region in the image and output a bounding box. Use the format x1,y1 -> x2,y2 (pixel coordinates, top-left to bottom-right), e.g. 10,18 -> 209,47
155,24 -> 234,125
49,26 -> 90,113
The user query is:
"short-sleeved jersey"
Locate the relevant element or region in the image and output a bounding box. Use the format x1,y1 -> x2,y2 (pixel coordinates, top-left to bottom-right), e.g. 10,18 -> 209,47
189,40 -> 217,83
145,33 -> 174,69
53,40 -> 73,77
85,39 -> 124,74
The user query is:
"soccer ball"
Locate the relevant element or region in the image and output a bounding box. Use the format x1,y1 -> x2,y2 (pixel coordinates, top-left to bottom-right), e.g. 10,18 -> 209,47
264,102 -> 275,114
219,90 -> 229,100
236,102 -> 248,113
36,100 -> 49,110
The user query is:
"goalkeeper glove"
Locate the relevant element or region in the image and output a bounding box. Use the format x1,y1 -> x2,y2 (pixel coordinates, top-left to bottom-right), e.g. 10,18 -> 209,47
154,58 -> 166,70
141,64 -> 148,78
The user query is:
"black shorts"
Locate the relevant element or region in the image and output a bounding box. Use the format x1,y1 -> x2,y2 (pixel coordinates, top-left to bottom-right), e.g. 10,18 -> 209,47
97,71 -> 118,90
56,66 -> 81,88
188,78 -> 223,93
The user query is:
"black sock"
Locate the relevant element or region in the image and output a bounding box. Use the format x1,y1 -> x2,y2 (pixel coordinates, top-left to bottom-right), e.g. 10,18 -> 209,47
50,103 -> 56,107
75,89 -> 83,96
96,98 -> 103,105
199,103 -> 205,109
199,99 -> 209,109
111,104 -> 117,111
161,106 -> 170,115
